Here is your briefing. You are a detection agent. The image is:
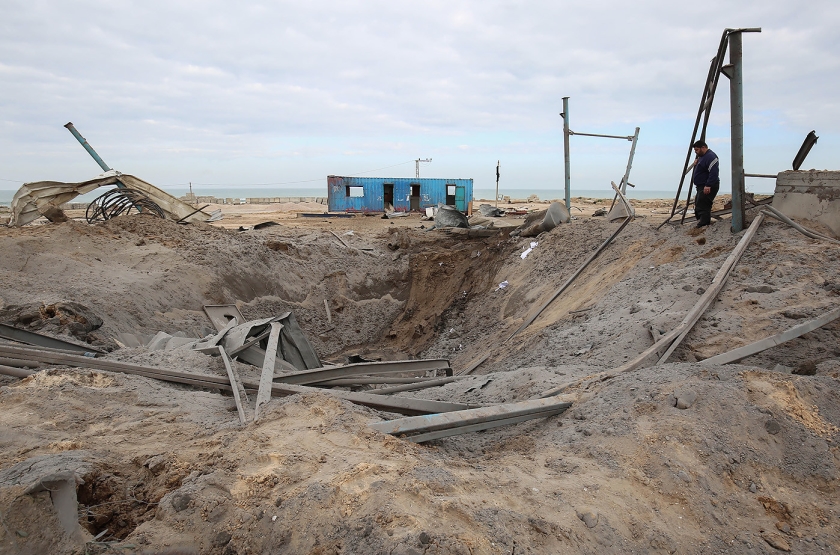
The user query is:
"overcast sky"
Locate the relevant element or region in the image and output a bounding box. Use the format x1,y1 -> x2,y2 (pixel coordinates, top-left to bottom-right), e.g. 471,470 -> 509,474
1,0 -> 838,196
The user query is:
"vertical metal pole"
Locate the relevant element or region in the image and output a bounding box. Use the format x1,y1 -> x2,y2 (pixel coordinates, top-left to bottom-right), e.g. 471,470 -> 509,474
620,127 -> 640,194
495,160 -> 500,208
729,32 -> 746,232
562,97 -> 571,211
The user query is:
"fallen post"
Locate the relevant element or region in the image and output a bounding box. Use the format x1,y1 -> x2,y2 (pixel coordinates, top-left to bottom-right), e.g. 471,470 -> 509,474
218,346 -> 248,425
701,304 -> 840,365
370,396 -> 572,442
0,364 -> 35,379
762,205 -> 840,246
616,211 -> 765,372
0,356 -> 43,369
276,359 -> 451,385
255,322 -> 283,420
0,323 -> 103,355
367,375 -> 463,395
0,344 -> 467,416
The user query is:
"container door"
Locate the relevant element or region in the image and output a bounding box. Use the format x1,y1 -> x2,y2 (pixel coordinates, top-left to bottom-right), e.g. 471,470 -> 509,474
455,186 -> 466,212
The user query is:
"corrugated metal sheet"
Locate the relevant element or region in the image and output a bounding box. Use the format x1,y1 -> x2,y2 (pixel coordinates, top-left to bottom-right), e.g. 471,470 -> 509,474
327,176 -> 473,213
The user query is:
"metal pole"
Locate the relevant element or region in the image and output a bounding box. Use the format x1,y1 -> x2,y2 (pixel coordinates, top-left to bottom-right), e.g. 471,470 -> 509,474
729,32 -> 746,232
562,97 -> 571,211
620,127 -> 640,194
495,160 -> 500,208
64,122 -> 111,172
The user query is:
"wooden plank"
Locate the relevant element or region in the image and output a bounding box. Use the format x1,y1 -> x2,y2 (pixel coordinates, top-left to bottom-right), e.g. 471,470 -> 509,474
255,322 -> 282,420
701,305 -> 840,365
275,359 -> 451,385
0,344 -> 468,416
615,212 -> 765,373
655,212 -> 766,365
0,364 -> 35,378
405,411 -> 565,443
370,397 -> 572,436
367,376 -> 463,395
264,381 -> 473,416
218,346 -> 248,425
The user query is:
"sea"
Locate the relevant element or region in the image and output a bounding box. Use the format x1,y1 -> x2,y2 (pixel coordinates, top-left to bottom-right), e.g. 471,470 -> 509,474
0,186 -> 677,207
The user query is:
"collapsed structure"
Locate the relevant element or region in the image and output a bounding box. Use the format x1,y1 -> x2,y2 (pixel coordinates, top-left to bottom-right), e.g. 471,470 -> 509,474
0,30 -> 839,555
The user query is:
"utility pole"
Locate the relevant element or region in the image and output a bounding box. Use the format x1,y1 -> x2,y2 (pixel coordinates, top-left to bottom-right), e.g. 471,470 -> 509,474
495,160 -> 500,208
415,158 -> 432,178
561,97 -> 571,211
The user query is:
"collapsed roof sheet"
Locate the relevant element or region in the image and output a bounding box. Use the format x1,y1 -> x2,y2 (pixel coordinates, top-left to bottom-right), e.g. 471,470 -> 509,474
9,170 -> 215,226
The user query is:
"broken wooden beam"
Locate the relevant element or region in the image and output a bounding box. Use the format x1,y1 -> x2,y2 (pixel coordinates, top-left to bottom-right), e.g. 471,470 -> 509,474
655,211 -> 766,365
370,396 -> 572,442
255,322 -> 282,420
218,346 -> 248,425
616,211 -> 765,373
701,304 -> 840,365
276,359 -> 452,385
0,344 -> 468,416
367,375 -> 463,395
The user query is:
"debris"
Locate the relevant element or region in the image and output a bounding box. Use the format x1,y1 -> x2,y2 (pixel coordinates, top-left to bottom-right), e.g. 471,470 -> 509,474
0,343 -> 467,416
592,208 -> 607,217
370,396 -> 572,442
576,509 -> 599,528
701,305 -> 840,365
516,202 -> 570,237
218,346 -> 249,425
521,241 -> 538,259
203,304 -> 246,332
433,204 -> 470,229
478,204 -> 505,217
9,172 -> 216,227
619,211 -> 766,372
494,280 -> 509,292
255,322 -> 283,420
0,322 -> 103,355
673,389 -> 698,409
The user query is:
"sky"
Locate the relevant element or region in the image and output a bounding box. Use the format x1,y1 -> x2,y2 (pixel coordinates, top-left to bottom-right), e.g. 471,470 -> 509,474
1,0 -> 839,197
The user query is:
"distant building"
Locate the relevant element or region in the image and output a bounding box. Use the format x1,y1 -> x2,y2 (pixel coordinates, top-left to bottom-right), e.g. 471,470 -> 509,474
327,176 -> 473,213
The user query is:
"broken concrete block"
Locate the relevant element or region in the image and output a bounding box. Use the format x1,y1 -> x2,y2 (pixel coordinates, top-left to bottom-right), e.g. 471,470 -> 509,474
576,508 -> 599,528
146,331 -> 173,351
674,389 -> 698,409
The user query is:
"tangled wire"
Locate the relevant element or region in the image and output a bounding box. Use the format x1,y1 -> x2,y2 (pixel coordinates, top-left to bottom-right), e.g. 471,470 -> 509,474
86,188 -> 165,223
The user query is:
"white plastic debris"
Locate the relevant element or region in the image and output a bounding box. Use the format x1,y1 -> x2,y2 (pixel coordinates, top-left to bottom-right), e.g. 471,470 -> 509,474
520,241 -> 539,259
498,280 -> 509,289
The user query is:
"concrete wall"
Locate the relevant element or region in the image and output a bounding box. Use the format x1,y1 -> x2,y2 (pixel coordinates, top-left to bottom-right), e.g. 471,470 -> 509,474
773,170 -> 840,237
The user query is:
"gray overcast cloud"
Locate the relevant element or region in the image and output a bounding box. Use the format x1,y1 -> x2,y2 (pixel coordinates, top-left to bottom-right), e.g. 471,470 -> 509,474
1,0 -> 839,195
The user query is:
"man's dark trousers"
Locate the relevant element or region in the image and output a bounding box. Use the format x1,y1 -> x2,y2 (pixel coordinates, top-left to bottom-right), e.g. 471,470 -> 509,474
695,184 -> 719,227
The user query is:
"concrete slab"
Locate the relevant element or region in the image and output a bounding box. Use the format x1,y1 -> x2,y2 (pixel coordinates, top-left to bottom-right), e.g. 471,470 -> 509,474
773,170 -> 840,237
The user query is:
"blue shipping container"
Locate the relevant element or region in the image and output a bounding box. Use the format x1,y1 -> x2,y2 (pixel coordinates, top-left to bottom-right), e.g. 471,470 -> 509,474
327,176 -> 473,213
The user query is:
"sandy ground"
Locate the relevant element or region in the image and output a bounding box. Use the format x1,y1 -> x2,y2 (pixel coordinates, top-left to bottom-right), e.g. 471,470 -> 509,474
0,195 -> 838,555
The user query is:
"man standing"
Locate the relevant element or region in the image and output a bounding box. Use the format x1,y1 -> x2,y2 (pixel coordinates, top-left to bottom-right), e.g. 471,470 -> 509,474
692,140 -> 720,228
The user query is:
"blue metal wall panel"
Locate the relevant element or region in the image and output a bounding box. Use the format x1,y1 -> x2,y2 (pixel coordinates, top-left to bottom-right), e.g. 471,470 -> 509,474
327,176 -> 473,213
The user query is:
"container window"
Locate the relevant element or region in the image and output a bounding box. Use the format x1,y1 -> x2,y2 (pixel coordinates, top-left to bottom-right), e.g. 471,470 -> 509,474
346,186 -> 364,197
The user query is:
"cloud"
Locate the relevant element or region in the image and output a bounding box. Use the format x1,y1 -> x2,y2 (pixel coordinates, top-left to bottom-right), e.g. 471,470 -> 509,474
0,0 -> 838,192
